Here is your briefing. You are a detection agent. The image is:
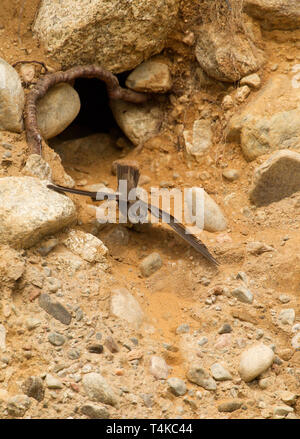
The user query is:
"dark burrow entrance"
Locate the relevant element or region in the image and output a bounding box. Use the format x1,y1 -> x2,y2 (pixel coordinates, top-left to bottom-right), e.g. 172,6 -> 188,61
53,72 -> 129,142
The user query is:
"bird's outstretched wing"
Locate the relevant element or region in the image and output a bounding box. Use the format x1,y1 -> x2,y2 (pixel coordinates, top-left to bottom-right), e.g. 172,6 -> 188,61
47,182 -> 219,266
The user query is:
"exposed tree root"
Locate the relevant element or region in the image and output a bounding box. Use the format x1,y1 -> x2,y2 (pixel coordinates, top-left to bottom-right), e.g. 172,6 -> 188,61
24,65 -> 148,155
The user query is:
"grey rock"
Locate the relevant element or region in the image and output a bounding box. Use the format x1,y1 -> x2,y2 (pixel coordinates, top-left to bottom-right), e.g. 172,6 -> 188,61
176,324 -> 190,334
46,277 -> 62,293
36,83 -> 80,139
104,336 -> 119,353
23,154 -> 52,181
81,404 -> 110,419
210,363 -> 232,381
218,323 -> 232,334
239,344 -> 275,382
0,58 -> 24,132
110,100 -> 162,147
217,400 -> 242,413
7,395 -> 31,417
231,287 -> 253,304
195,23 -> 263,82
186,364 -> 217,391
22,376 -> 45,402
140,252 -> 162,277
167,377 -> 187,396
110,288 -> 144,329
244,0 -> 300,30
37,238 -> 59,256
82,372 -> 118,407
249,150 -> 300,206
39,294 -> 72,325
87,344 -> 104,354
0,177 -> 76,249
273,405 -> 294,417
198,337 -> 208,346
227,76 -> 300,161
34,0 -> 179,72
278,309 -> 295,326
48,332 -> 66,346
68,348 -> 81,360
126,59 -> 172,93
140,393 -> 154,408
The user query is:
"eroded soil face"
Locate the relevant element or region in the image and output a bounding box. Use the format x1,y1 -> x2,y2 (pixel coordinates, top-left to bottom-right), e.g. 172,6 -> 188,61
0,1 -> 299,419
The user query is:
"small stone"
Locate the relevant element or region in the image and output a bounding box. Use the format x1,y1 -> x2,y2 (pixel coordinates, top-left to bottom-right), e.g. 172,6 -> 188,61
240,73 -> 261,89
48,332 -> 66,346
68,348 -> 81,360
258,376 -> 274,389
215,334 -> 232,350
255,329 -> 264,340
63,229 -> 108,263
46,277 -> 62,293
277,348 -> 294,361
273,405 -> 294,417
126,59 -> 172,93
140,252 -> 162,277
280,391 -> 297,406
7,395 -> 31,417
19,63 -> 35,83
45,374 -> 63,389
222,95 -> 234,110
231,287 -> 253,304
239,344 -> 275,382
140,393 -> 154,408
198,337 -> 208,346
176,324 -> 190,334
82,373 -> 118,407
218,323 -> 232,334
104,336 -> 119,353
0,325 -> 6,350
291,332 -> 300,349
246,241 -> 274,255
222,169 -> 240,181
278,309 -> 295,325
149,356 -> 169,380
186,364 -> 217,391
110,288 -> 144,329
279,294 -> 291,304
23,154 -> 52,181
217,400 -> 242,413
183,119 -> 213,159
87,344 -> 104,354
81,404 -> 110,419
167,377 -> 187,396
210,363 -> 232,381
235,86 -> 251,103
39,293 -> 72,325
22,376 -> 45,402
25,318 -> 41,331
110,100 -> 162,146
37,238 -> 59,256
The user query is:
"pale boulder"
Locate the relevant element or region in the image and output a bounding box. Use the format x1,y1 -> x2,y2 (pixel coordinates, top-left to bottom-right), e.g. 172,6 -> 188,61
0,177 -> 76,248
37,83 -> 81,139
